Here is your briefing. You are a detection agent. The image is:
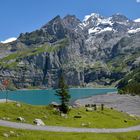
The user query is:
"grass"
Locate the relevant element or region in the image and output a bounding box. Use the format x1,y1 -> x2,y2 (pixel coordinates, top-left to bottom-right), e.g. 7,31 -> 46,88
0,38 -> 69,69
0,126 -> 140,140
0,102 -> 140,128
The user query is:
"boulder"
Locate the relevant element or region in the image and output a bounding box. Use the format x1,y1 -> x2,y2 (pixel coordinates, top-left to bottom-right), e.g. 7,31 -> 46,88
2,117 -> 10,120
16,103 -> 21,107
17,117 -> 25,122
10,131 -> 14,134
86,107 -> 93,112
33,119 -> 45,126
81,123 -> 86,127
81,122 -> 91,127
3,133 -> 9,138
61,113 -> 68,118
74,115 -> 82,118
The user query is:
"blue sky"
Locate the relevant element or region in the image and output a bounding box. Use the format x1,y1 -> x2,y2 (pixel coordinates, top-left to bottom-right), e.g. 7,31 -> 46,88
0,0 -> 140,41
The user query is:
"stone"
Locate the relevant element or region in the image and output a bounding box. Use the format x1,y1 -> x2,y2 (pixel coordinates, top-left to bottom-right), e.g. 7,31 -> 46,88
86,107 -> 93,112
81,123 -> 86,127
74,115 -> 82,118
124,120 -> 127,123
43,115 -> 48,119
6,117 -> 10,120
2,117 -> 6,120
73,103 -> 82,108
77,112 -> 81,115
10,131 -> 14,134
129,114 -> 135,117
2,117 -> 10,120
17,117 -> 25,122
33,119 -> 45,126
16,103 -> 21,107
61,113 -> 68,118
3,133 -> 9,138
68,106 -> 72,110
51,102 -> 59,107
81,122 -> 91,127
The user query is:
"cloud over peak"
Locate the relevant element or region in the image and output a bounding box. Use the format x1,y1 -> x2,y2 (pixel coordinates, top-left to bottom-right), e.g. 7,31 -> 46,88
136,0 -> 140,3
0,37 -> 17,44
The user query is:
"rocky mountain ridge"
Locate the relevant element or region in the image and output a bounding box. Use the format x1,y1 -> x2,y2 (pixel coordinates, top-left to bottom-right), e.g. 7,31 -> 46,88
0,13 -> 140,88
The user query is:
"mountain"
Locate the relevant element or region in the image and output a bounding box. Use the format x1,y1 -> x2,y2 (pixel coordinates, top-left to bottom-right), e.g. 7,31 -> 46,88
0,13 -> 140,89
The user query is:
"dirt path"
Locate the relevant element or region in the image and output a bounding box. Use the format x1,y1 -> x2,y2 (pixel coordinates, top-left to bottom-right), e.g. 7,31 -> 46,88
0,120 -> 140,133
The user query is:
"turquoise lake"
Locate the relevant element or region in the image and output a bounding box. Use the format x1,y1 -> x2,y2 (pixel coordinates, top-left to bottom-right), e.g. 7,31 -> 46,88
0,88 -> 117,105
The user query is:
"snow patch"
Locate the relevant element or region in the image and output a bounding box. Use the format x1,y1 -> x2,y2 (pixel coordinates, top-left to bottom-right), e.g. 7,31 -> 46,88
83,13 -> 100,22
88,27 -> 114,34
98,27 -> 114,34
1,37 -> 17,44
128,28 -> 140,34
88,27 -> 101,34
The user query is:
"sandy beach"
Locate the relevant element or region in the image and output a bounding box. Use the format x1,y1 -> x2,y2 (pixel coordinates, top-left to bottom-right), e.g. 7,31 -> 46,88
75,94 -> 140,116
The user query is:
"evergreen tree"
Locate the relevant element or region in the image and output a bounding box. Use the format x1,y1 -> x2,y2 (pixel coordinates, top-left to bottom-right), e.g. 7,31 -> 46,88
56,74 -> 71,114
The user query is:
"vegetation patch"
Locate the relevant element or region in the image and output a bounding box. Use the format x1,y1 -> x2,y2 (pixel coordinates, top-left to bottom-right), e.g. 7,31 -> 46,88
0,102 -> 140,128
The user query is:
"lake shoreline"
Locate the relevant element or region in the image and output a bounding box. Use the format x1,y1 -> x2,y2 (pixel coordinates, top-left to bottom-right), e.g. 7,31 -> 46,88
0,88 -> 117,105
74,94 -> 140,116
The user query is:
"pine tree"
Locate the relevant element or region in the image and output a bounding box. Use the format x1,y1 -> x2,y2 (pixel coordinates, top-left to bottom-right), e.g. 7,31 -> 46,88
55,74 -> 71,114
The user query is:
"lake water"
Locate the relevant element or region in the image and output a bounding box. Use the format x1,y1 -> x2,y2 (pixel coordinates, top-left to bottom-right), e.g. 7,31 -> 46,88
0,88 -> 117,105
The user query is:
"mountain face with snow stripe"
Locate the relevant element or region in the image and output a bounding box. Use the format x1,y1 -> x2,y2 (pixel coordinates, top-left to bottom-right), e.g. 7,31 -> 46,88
0,13 -> 140,88
79,13 -> 140,35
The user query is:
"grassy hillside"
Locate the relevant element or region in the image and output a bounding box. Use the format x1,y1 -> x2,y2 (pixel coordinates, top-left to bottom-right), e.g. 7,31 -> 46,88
0,102 -> 140,128
0,38 -> 68,70
117,67 -> 140,95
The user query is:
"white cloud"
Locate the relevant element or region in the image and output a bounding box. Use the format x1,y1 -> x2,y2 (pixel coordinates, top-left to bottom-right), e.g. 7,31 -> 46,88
136,0 -> 140,3
134,18 -> 140,22
0,37 -> 17,44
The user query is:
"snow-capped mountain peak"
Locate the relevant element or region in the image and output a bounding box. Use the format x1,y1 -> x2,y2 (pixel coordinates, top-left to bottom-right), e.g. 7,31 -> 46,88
83,13 -> 101,22
80,13 -> 140,35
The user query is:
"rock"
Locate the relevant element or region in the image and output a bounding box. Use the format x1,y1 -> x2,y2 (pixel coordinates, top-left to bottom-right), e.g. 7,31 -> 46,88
74,115 -> 82,118
43,115 -> 48,119
68,106 -> 72,110
129,114 -> 135,117
88,122 -> 91,125
7,117 -> 10,120
16,103 -> 21,107
81,122 -> 91,127
3,133 -> 9,138
2,117 -> 10,120
124,120 -> 127,123
17,117 -> 25,122
73,103 -> 82,108
2,117 -> 6,120
33,119 -> 45,126
61,113 -> 68,118
10,131 -> 14,134
77,112 -> 81,115
51,102 -> 59,107
81,123 -> 86,127
86,107 -> 93,112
